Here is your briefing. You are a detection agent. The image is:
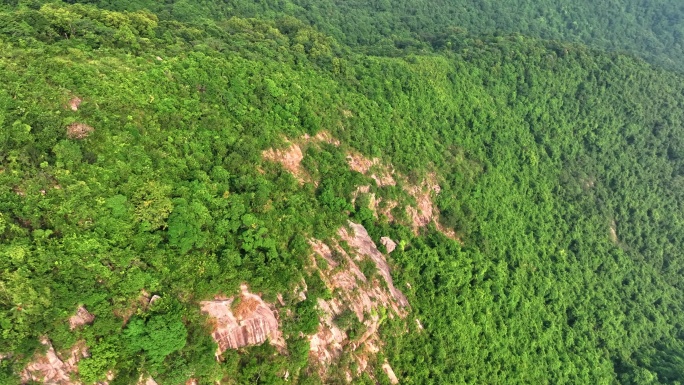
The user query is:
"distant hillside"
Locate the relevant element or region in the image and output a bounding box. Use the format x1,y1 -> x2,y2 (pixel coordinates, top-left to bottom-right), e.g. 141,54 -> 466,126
58,0 -> 684,71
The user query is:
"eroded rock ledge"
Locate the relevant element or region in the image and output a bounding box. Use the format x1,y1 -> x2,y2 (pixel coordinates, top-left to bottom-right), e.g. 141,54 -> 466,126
262,131 -> 460,241
308,221 -> 408,382
21,338 -> 89,385
200,284 -> 284,355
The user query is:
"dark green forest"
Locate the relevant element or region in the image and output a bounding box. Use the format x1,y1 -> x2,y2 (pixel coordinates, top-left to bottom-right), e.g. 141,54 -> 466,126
2,1 -> 684,384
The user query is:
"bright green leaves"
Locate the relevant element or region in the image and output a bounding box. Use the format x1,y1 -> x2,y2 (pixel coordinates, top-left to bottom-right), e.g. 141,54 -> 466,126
1,0 -> 684,383
101,9 -> 158,37
113,24 -> 140,50
0,243 -> 52,353
2,120 -> 33,150
0,213 -> 6,237
78,340 -> 120,384
38,3 -> 83,39
105,195 -> 129,218
318,183 -> 353,213
290,297 -> 319,335
124,313 -> 188,365
133,181 -> 173,232
264,77 -> 284,98
52,140 -> 83,170
238,213 -> 277,261
30,3 -> 159,50
122,299 -> 188,369
167,198 -> 212,254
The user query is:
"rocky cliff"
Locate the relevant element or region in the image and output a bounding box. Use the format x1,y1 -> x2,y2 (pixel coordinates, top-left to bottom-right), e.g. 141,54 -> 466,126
201,284 -> 284,355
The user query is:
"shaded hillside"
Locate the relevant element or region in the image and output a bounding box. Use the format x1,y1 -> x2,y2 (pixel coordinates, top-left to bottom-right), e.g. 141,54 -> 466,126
1,2 -> 684,384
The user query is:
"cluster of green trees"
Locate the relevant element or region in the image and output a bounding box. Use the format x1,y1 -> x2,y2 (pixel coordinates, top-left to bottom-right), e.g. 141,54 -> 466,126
2,1 -> 684,384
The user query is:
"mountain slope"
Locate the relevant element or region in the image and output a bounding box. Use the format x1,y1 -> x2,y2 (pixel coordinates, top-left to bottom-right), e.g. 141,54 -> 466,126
1,2 -> 684,384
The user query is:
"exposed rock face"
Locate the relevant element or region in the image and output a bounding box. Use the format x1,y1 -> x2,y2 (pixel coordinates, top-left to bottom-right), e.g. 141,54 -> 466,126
353,185 -> 400,222
405,176 -> 440,229
68,97 -> 82,111
403,173 -> 460,241
115,290 -> 157,326
339,222 -> 409,311
262,133 -> 459,240
380,237 -> 397,253
382,361 -> 400,385
21,338 -> 88,385
138,376 -> 158,385
262,131 -> 340,184
307,130 -> 341,146
610,220 -> 619,244
200,285 -> 284,355
148,295 -> 161,306
346,153 -> 396,187
310,237 -> 405,320
66,123 -> 94,139
308,298 -> 347,364
69,306 -> 95,330
345,152 -> 458,240
378,199 -> 398,222
262,141 -> 305,182
309,222 -> 408,382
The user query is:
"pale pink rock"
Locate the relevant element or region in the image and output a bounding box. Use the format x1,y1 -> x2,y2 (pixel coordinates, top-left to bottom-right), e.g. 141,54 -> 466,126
346,153 -> 396,186
200,285 -> 284,355
21,338 -> 89,385
68,97 -> 82,111
308,223 -> 410,381
69,306 -> 95,330
381,237 -> 397,253
339,222 -> 409,311
382,361 -> 399,384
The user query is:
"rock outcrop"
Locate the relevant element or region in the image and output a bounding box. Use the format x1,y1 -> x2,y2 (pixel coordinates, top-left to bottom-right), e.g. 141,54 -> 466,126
380,237 -> 397,253
345,149 -> 458,240
138,376 -> 158,385
262,131 -> 340,184
338,222 -> 409,312
346,153 -> 396,187
404,174 -> 441,229
308,298 -> 348,364
68,97 -> 82,111
309,222 -> 407,383
69,306 -> 95,330
382,361 -> 400,384
610,219 -> 619,244
262,132 -> 459,239
201,285 -> 284,355
66,123 -> 94,139
262,141 -> 305,182
114,290 -> 159,326
21,338 -> 88,385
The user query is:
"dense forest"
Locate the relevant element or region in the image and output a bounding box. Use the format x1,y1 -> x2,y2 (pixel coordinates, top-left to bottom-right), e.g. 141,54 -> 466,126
2,1 -> 684,384
49,0 -> 684,71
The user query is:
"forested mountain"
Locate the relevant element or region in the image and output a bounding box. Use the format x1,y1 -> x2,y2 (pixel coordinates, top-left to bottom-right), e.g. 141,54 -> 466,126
51,0 -> 684,71
2,1 -> 684,385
